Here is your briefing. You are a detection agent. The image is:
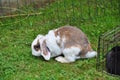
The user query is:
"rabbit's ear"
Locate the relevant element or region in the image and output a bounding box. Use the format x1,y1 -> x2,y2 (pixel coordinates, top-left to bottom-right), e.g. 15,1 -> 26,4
40,39 -> 50,60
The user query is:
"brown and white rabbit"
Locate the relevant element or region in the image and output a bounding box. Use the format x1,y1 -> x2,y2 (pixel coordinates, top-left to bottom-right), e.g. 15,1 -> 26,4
31,26 -> 97,63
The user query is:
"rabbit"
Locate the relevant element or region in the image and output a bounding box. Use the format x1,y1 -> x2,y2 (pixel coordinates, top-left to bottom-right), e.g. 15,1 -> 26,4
106,46 -> 120,75
31,26 -> 97,63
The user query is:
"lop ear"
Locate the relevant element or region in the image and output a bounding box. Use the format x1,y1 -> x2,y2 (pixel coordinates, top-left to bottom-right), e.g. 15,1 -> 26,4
40,39 -> 50,60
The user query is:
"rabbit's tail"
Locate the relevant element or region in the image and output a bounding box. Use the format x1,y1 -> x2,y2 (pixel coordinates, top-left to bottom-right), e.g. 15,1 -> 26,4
85,51 -> 97,58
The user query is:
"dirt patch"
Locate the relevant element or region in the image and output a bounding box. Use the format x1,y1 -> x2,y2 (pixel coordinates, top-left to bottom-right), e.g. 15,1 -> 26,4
0,0 -> 55,16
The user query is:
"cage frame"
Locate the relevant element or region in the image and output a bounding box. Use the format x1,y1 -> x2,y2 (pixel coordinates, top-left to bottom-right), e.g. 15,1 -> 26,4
96,26 -> 120,76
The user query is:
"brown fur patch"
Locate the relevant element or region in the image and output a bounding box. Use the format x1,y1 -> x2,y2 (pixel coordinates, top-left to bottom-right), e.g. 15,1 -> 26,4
42,40 -> 49,55
54,26 -> 93,57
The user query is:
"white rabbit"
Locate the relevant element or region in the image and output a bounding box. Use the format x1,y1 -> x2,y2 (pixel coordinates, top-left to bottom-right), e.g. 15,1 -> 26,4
31,26 -> 97,63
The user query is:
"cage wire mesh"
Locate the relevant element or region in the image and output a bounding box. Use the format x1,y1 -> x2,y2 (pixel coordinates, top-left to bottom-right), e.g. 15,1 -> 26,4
0,0 -> 119,27
97,26 -> 120,76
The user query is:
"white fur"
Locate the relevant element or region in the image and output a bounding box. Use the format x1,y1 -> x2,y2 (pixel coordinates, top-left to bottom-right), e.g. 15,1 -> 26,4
45,30 -> 62,57
55,56 -> 70,63
85,51 -> 97,58
55,47 -> 81,63
31,35 -> 43,56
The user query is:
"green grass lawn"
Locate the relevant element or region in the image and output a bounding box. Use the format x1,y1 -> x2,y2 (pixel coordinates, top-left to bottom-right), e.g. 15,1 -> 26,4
0,0 -> 120,80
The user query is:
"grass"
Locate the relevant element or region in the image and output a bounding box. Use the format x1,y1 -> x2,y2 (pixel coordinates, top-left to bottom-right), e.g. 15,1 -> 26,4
0,0 -> 120,80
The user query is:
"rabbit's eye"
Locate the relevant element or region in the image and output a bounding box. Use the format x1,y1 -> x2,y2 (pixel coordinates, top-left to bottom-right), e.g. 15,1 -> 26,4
35,45 -> 40,48
34,45 -> 40,51
34,40 -> 41,51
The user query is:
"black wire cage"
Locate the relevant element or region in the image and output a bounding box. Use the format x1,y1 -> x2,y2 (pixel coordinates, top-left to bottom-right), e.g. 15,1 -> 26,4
97,26 -> 120,76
